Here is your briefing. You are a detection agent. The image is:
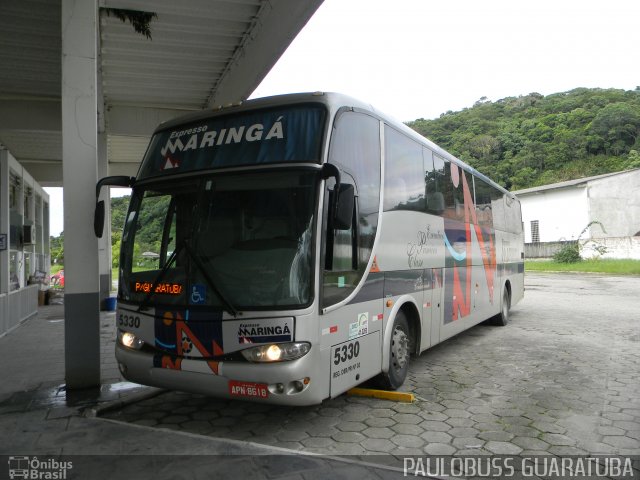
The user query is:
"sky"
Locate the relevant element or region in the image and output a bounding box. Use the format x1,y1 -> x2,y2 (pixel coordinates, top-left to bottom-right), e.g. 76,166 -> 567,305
46,0 -> 639,237
251,0 -> 639,121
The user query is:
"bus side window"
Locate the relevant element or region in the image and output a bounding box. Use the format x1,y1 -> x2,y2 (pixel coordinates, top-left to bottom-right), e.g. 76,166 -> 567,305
473,177 -> 498,229
504,195 -> 523,234
429,155 -> 448,216
383,127 -> 424,212
441,161 -> 470,224
424,148 -> 445,215
322,110 -> 381,308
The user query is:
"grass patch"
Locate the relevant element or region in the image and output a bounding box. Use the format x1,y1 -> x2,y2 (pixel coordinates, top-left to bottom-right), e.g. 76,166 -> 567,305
525,259 -> 640,275
51,264 -> 64,275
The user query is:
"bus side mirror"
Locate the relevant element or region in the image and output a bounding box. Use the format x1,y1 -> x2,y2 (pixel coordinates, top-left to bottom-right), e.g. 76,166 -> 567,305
94,200 -> 106,238
334,183 -> 355,230
321,163 -> 353,230
94,175 -> 135,238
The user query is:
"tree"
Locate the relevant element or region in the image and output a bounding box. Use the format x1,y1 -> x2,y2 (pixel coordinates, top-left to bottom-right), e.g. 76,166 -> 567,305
50,231 -> 64,265
406,87 -> 640,190
625,150 -> 640,169
590,103 -> 640,155
112,238 -> 122,269
468,134 -> 501,164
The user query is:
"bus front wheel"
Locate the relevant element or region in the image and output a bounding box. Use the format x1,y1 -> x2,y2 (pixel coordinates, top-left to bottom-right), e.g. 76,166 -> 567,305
377,311 -> 410,390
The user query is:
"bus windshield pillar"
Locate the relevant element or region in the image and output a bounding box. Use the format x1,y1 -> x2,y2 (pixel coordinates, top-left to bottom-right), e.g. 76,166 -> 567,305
97,132 -> 112,307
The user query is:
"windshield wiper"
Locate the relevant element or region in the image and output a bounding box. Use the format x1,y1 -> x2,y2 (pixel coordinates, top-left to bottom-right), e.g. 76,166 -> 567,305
182,240 -> 239,317
137,242 -> 183,313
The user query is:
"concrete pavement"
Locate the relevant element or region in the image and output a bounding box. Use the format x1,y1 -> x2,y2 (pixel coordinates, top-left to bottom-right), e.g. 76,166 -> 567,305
102,274 -> 640,458
1,274 -> 639,479
0,308 -> 406,479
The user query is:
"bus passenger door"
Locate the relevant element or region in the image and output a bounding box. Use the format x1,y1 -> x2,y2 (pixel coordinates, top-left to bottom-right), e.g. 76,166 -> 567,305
419,269 -> 432,350
428,267 -> 443,347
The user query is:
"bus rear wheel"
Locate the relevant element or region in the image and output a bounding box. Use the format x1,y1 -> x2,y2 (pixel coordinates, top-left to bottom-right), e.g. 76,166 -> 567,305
376,311 -> 410,390
491,286 -> 511,326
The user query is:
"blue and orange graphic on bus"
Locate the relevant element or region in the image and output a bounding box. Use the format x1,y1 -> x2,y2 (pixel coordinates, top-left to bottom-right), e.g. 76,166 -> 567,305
443,164 -> 497,323
153,310 -> 224,374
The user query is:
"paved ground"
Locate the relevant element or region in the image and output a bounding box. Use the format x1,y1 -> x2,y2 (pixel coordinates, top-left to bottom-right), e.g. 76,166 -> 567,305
101,273 -> 640,458
0,308 -> 405,479
1,273 -> 639,479
0,304 -> 122,399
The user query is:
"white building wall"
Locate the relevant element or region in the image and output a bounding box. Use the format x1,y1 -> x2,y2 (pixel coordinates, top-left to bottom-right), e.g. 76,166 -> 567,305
587,169 -> 640,238
519,186 -> 589,243
0,148 -> 50,336
582,236 -> 640,260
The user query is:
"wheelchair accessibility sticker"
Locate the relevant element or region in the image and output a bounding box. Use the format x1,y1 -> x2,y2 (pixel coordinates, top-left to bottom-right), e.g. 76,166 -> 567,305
190,284 -> 206,305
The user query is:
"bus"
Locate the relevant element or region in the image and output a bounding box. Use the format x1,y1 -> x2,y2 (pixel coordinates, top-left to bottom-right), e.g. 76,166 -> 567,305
94,92 -> 524,406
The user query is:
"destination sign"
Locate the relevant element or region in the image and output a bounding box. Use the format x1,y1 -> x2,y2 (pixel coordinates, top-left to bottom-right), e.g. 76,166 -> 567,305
138,104 -> 326,179
133,282 -> 183,295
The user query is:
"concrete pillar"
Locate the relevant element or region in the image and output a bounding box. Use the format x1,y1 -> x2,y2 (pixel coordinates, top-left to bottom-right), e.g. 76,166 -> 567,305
97,132 -> 112,306
0,151 -> 10,335
15,164 -> 24,290
61,0 -> 101,389
0,150 -> 9,308
24,175 -> 35,283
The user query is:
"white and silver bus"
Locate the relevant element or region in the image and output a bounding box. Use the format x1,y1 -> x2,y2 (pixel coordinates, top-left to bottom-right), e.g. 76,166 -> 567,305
95,92 -> 524,406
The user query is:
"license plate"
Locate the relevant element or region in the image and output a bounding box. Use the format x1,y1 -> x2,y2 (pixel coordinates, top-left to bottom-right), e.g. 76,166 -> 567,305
228,380 -> 269,399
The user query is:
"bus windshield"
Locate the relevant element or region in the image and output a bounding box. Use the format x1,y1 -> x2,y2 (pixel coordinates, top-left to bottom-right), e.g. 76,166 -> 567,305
120,170 -> 318,311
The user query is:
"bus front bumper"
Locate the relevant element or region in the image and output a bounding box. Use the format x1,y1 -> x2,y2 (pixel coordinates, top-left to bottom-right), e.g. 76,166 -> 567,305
115,344 -> 329,406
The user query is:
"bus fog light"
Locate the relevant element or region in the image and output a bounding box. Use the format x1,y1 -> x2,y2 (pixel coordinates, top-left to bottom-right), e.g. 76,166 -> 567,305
241,342 -> 311,362
118,331 -> 144,350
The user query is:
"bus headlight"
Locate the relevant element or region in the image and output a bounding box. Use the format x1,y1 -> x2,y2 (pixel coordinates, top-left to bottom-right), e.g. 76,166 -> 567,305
241,342 -> 311,362
118,330 -> 145,350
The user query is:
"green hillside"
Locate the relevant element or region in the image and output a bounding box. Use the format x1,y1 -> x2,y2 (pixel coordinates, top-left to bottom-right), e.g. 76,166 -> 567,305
408,87 -> 640,190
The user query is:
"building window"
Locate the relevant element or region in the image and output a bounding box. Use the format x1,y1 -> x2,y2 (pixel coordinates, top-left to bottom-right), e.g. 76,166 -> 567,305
531,220 -> 540,243
24,186 -> 33,221
9,172 -> 22,250
10,251 -> 20,291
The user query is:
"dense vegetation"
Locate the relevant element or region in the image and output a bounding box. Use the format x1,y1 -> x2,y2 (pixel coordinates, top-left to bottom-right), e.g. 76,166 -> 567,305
110,196 -> 130,268
408,87 -> 640,190
50,232 -> 64,269
50,87 -> 640,265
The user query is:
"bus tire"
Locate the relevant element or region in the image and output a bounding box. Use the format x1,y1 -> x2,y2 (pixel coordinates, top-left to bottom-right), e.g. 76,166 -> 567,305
376,311 -> 411,390
493,285 -> 511,326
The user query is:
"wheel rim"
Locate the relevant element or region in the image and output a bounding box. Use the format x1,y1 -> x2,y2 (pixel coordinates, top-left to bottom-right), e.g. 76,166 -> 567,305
391,325 -> 410,370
